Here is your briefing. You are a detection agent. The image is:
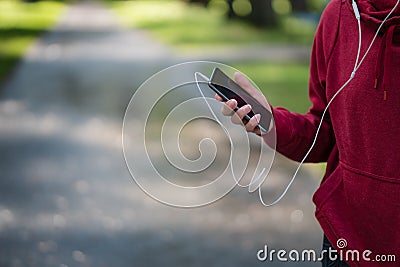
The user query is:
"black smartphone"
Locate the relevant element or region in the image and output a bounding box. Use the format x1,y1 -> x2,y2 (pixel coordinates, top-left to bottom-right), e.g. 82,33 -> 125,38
208,68 -> 272,133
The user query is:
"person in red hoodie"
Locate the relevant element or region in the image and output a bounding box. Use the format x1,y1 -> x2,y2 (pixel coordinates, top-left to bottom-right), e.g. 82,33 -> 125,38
216,0 -> 400,266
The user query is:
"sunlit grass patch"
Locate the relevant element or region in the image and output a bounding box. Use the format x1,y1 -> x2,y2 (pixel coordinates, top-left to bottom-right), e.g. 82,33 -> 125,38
232,61 -> 311,113
110,0 -> 316,49
0,0 -> 66,85
111,1 -> 313,111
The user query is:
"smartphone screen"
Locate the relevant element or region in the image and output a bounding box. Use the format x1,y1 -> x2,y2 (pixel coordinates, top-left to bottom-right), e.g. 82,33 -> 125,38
209,68 -> 272,132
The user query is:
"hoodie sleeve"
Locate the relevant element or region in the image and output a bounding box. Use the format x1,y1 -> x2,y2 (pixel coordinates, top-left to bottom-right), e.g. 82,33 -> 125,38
267,0 -> 341,163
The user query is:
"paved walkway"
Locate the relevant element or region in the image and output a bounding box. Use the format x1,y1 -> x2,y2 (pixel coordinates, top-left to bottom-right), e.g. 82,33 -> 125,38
0,2 -> 320,267
175,44 -> 310,63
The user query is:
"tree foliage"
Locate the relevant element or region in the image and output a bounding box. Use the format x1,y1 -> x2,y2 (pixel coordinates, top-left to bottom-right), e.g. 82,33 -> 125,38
186,0 -> 326,27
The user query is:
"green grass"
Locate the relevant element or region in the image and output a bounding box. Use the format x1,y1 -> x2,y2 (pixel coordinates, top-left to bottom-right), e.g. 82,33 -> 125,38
109,0 -> 315,112
232,62 -> 311,113
0,0 -> 66,85
109,0 -> 314,113
110,0 -> 316,49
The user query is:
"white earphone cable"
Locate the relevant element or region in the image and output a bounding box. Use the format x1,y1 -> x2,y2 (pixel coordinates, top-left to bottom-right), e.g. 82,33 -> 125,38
259,0 -> 399,207
193,0 -> 399,207
194,72 -> 264,189
355,0 -> 400,70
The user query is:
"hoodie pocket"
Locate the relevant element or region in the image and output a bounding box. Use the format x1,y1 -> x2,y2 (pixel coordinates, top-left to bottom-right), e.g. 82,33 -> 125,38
313,160 -> 400,214
313,161 -> 400,266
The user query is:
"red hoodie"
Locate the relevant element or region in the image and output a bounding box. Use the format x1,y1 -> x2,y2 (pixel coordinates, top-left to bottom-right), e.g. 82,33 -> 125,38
268,0 -> 400,265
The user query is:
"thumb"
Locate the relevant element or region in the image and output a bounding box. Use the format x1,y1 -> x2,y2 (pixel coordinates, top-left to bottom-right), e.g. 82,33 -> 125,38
233,71 -> 269,109
233,72 -> 259,97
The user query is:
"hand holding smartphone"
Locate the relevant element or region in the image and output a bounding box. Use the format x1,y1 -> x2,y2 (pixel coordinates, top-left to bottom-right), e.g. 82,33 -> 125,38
208,68 -> 272,134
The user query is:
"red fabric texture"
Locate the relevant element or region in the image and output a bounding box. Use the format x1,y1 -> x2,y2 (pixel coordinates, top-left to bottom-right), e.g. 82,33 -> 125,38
267,0 -> 400,266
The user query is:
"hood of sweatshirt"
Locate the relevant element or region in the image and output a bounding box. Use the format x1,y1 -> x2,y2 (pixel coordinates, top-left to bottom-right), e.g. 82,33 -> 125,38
348,0 -> 400,28
347,0 -> 400,99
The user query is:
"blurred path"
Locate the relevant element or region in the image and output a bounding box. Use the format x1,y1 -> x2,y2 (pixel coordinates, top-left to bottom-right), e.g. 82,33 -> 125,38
2,1 -> 174,116
0,2 -> 321,267
176,44 -> 310,63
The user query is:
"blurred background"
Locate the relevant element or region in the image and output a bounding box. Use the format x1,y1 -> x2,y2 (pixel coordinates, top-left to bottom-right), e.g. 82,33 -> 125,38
0,0 -> 328,266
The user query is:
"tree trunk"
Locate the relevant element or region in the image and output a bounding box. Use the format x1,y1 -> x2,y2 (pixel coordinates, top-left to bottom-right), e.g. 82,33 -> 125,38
290,0 -> 308,12
186,0 -> 210,7
227,0 -> 236,19
248,0 -> 277,27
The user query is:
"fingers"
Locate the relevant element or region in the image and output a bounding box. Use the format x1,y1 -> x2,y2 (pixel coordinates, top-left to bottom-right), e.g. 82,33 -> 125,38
232,105 -> 262,136
219,97 -> 262,135
245,114 -> 261,133
231,104 -> 251,125
221,99 -> 237,116
221,99 -> 251,125
215,72 -> 267,136
214,94 -> 224,102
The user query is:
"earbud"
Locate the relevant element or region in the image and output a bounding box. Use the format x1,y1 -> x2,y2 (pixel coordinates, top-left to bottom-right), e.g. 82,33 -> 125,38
352,0 -> 361,20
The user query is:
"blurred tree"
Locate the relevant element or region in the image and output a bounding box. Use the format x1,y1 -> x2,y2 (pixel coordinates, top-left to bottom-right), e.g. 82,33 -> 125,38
210,0 -> 277,27
227,0 -> 236,19
188,0 -> 327,28
186,0 -> 210,6
247,0 -> 277,27
290,0 -> 308,12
